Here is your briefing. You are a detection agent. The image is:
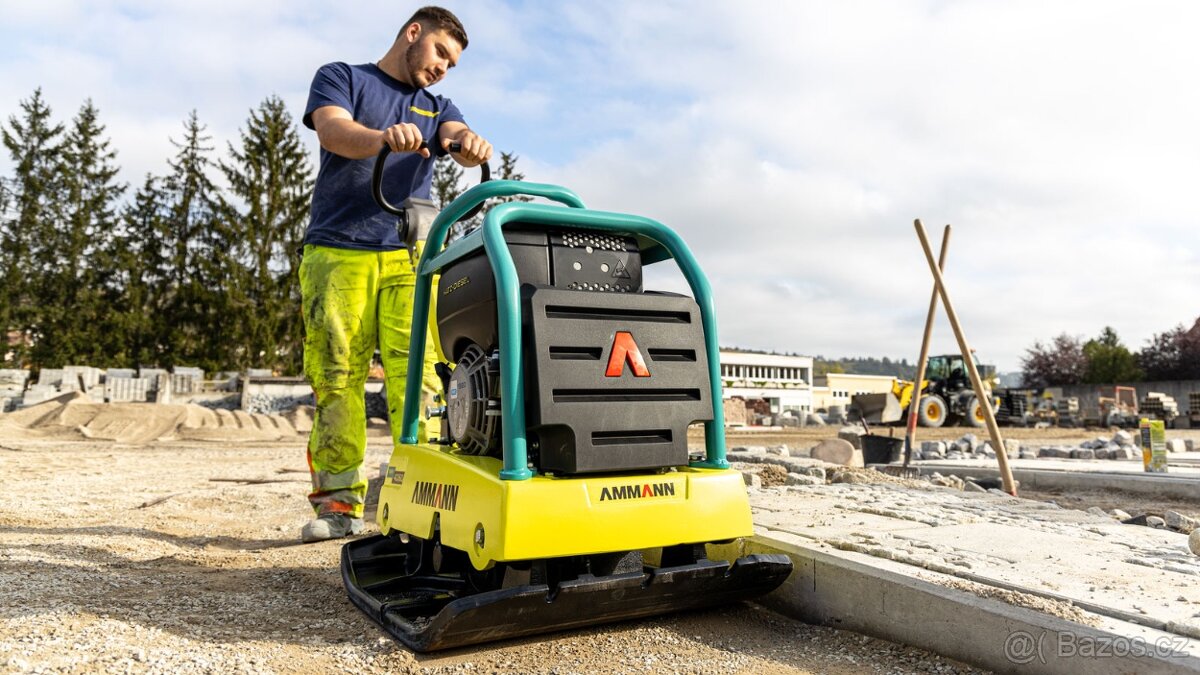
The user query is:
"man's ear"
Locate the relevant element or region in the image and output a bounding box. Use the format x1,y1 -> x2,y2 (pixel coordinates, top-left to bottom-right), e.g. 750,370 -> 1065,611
404,21 -> 422,44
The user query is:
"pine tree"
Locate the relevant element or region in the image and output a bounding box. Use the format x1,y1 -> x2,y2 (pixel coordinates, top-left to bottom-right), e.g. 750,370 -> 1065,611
217,95 -> 313,373
108,174 -> 171,366
493,151 -> 531,204
159,111 -> 225,370
0,89 -> 65,367
31,99 -> 127,367
440,150 -> 527,240
432,154 -> 464,210
1081,326 -> 1141,384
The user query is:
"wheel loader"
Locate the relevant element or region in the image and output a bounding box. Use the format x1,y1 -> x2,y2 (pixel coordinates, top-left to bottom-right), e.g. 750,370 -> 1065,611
339,147 -> 792,651
851,353 -> 997,428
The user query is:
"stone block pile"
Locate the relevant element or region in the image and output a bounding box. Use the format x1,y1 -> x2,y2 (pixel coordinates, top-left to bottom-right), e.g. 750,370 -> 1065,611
916,433 -> 1015,461
912,429 -> 1194,462
1,365 -> 214,408
1140,392 -> 1180,420
0,369 -> 29,412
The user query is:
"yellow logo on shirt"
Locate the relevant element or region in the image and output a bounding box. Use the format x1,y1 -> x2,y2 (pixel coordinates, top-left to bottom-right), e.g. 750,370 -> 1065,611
409,105 -> 439,118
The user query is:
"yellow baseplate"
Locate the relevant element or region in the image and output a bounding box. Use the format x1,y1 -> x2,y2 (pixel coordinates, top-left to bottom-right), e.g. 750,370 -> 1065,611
377,443 -> 754,570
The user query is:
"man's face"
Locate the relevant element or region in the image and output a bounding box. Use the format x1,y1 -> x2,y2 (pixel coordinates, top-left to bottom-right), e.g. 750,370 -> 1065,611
404,27 -> 462,88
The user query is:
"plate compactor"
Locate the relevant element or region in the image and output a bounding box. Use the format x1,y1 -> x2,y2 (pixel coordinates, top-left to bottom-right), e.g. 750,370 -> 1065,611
341,147 -> 792,652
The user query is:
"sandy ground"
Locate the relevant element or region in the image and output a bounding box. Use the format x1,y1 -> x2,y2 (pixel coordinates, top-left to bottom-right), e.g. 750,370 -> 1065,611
2,417 -> 1195,674
0,434 -> 991,675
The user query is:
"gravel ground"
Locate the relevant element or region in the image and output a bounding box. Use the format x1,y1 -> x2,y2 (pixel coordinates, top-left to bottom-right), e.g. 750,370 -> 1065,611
0,435 -> 989,675
6,422 -> 1191,674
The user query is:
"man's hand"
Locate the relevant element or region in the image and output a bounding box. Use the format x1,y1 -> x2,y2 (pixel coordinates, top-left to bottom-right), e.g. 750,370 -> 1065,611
382,122 -> 429,158
441,123 -> 493,167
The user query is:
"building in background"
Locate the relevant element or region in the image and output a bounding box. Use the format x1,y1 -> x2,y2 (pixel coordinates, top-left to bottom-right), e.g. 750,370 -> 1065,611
812,373 -> 896,412
719,350 -> 813,424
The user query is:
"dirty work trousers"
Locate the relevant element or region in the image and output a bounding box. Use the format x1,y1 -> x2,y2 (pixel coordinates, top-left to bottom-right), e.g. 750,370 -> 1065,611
299,244 -> 440,518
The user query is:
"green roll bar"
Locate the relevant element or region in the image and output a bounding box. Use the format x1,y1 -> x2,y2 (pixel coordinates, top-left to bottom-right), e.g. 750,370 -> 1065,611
399,179 -> 729,479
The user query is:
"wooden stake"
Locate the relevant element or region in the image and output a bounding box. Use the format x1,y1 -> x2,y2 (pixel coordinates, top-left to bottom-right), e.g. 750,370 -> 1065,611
913,220 -> 1017,495
903,223 -> 951,467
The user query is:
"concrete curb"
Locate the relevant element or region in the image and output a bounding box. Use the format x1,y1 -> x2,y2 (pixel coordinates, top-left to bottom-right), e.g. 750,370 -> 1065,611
901,462 -> 1200,500
748,533 -> 1200,674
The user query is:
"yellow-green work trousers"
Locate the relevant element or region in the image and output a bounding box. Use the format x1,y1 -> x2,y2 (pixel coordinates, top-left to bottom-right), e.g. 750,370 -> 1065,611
299,244 -> 440,518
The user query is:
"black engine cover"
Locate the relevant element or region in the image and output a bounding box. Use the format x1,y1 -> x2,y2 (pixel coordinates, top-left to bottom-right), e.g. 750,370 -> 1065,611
436,228 -> 642,361
524,287 -> 712,474
434,225 -> 709,475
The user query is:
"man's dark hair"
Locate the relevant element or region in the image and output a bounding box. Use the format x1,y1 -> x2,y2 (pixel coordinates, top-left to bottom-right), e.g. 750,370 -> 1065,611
399,6 -> 468,49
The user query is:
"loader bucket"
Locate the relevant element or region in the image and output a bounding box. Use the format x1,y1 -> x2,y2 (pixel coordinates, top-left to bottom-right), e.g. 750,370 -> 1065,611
850,392 -> 902,424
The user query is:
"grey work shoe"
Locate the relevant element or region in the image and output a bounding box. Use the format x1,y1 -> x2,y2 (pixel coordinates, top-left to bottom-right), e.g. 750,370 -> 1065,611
301,514 -> 364,543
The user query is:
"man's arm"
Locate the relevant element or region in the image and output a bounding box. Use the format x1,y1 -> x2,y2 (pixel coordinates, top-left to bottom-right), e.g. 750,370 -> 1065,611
311,105 -> 432,159
438,120 -> 493,167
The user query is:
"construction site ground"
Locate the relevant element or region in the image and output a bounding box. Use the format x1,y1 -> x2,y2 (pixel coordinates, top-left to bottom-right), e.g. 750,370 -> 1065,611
3,399 -> 1199,674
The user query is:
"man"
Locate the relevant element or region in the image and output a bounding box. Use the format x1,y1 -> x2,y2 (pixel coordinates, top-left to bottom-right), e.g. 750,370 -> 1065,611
299,6 -> 492,543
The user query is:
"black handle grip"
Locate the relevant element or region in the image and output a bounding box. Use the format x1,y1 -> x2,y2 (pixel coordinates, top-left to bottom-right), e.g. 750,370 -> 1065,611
371,141 -> 491,222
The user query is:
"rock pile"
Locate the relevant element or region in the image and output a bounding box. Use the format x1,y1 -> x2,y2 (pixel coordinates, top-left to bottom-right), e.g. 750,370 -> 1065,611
917,434 -> 1021,460
912,430 -> 1195,462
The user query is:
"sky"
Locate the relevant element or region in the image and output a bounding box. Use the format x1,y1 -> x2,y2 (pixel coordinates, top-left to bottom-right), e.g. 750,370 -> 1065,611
2,1 -> 1198,372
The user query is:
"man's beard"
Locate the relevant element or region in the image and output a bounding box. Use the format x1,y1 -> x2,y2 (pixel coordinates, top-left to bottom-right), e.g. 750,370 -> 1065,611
405,42 -> 426,87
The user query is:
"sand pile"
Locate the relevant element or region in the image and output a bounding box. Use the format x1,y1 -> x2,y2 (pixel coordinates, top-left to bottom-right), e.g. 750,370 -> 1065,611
0,391 -> 297,443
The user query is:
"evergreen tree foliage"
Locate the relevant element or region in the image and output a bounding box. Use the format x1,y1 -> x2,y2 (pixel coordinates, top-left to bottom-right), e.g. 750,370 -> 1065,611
217,95 -> 313,373
1,89 -> 65,367
158,111 -> 225,371
492,151 -> 532,205
108,174 -> 171,367
432,154 -> 464,210
814,356 -> 914,379
32,99 -> 127,367
1081,326 -> 1142,384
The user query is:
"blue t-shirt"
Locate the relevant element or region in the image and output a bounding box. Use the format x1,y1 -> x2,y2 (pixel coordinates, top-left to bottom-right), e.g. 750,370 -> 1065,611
302,62 -> 466,250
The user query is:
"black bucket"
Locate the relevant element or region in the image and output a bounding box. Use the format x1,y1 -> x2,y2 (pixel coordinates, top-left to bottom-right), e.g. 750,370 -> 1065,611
861,434 -> 903,464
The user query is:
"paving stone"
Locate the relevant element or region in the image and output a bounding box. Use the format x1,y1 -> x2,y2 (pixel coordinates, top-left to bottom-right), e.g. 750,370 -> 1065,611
837,426 -> 864,449
921,440 -> 947,455
964,481 -> 986,493
1110,509 -> 1132,520
1108,446 -> 1135,460
1112,430 -> 1135,446
1146,515 -> 1167,529
0,369 -> 30,387
1187,439 -> 1196,452
766,445 -> 790,456
1071,448 -> 1096,460
741,471 -> 761,488
1038,446 -> 1069,459
1191,530 -> 1200,556
1086,506 -> 1109,518
1165,511 -> 1196,533
1167,438 -> 1187,453
785,473 -> 823,486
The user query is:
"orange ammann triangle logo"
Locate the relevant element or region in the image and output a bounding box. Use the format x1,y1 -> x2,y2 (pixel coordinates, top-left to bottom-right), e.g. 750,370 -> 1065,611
605,331 -> 650,378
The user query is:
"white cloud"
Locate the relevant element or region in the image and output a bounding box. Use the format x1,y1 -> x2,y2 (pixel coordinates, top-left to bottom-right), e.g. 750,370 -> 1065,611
1,1 -> 1197,372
